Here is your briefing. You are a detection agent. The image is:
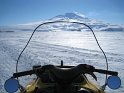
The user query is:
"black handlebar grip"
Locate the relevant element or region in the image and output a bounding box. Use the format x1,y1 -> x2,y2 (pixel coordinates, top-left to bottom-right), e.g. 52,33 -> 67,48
13,70 -> 35,78
94,69 -> 118,76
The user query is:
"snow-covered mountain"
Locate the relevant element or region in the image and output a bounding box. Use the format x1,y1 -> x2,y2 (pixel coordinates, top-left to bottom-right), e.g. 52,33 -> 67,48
0,12 -> 124,32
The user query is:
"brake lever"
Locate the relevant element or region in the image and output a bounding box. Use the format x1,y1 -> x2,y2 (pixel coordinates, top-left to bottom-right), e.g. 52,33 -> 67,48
87,72 -> 97,81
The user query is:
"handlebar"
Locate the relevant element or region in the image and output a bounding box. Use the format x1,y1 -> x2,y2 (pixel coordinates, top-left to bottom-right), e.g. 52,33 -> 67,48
13,70 -> 35,78
94,69 -> 118,76
13,64 -> 118,78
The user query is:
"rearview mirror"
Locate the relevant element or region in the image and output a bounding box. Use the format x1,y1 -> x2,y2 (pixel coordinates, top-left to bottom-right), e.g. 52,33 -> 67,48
107,76 -> 121,89
4,78 -> 19,93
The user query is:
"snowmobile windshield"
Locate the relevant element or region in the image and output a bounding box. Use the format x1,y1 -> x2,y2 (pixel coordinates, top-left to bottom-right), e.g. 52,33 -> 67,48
16,21 -> 109,87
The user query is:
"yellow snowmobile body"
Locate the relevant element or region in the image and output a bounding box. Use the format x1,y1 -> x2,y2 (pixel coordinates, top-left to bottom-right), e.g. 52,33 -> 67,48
20,74 -> 105,93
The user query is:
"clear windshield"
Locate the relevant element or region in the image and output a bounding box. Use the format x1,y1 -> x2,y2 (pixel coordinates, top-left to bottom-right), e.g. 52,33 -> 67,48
17,22 -> 107,68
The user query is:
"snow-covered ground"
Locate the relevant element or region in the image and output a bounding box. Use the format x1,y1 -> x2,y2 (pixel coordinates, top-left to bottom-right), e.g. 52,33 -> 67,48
0,31 -> 124,93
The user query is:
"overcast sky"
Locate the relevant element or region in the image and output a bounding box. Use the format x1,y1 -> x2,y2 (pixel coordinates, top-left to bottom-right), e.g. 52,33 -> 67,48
0,0 -> 124,26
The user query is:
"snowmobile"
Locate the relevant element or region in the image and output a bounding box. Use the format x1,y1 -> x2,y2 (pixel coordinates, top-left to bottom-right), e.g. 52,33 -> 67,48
4,21 -> 121,93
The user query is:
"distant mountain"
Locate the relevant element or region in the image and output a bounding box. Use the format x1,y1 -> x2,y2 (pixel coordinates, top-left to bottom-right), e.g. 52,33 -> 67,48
0,12 -> 124,32
50,12 -> 90,22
